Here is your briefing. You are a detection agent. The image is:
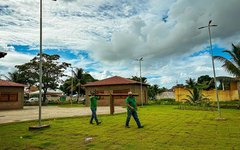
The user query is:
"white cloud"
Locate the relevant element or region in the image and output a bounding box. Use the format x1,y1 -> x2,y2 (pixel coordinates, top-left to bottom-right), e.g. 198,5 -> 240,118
0,0 -> 239,88
0,48 -> 34,75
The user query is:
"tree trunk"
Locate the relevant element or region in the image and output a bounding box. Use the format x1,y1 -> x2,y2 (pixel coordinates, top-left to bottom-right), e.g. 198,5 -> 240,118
77,83 -> 80,103
43,90 -> 47,104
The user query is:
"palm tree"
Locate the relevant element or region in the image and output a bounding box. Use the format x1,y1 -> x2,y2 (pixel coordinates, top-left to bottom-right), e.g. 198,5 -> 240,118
214,44 -> 240,77
70,68 -> 97,102
72,68 -> 84,102
130,76 -> 147,83
214,43 -> 240,98
184,78 -> 209,103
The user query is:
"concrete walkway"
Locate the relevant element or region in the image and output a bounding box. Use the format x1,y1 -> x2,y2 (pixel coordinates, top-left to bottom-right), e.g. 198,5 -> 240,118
0,106 -> 126,124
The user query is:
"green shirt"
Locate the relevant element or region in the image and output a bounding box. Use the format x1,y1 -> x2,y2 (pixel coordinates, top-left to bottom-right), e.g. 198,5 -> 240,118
90,96 -> 98,108
126,96 -> 137,111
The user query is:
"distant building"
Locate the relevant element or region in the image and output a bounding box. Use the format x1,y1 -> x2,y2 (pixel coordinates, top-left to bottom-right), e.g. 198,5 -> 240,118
29,89 -> 63,102
173,76 -> 239,102
0,80 -> 25,110
156,91 -> 175,99
83,76 -> 148,114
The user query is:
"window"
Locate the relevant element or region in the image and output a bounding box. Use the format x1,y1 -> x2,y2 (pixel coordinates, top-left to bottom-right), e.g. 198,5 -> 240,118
0,93 -> 18,102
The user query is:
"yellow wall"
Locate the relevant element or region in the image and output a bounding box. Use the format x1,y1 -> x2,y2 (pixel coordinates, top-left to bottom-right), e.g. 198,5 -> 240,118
174,87 -> 239,102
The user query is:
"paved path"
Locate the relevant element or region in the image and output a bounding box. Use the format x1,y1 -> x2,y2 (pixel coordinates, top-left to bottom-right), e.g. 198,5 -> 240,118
0,106 -> 126,124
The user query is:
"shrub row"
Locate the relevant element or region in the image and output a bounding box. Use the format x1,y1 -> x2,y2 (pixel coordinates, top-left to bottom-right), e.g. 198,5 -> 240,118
148,99 -> 240,110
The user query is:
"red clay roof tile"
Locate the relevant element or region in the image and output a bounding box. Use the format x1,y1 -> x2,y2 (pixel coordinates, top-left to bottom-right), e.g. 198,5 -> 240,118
0,80 -> 25,87
84,76 -> 143,87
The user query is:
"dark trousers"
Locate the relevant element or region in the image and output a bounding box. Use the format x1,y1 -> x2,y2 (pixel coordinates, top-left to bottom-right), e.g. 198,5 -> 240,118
125,109 -> 142,127
90,107 -> 99,123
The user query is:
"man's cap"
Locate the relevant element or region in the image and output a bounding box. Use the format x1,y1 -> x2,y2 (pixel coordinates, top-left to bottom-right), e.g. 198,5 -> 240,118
128,91 -> 133,95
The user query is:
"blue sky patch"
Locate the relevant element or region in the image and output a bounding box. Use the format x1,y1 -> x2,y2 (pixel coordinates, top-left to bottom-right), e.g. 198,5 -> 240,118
190,45 -> 231,59
145,75 -> 161,79
9,44 -> 92,61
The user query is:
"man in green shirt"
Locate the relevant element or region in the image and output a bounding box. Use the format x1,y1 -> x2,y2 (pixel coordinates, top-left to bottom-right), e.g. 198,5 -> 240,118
90,91 -> 101,125
125,91 -> 144,128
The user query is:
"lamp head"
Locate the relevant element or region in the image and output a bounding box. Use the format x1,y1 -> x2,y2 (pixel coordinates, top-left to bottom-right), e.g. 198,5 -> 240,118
208,20 -> 212,25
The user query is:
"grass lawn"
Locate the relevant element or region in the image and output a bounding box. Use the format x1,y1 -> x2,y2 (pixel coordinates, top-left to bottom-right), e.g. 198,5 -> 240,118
0,105 -> 240,150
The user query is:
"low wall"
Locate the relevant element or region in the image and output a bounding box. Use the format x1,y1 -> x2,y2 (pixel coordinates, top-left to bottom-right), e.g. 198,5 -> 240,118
174,87 -> 239,102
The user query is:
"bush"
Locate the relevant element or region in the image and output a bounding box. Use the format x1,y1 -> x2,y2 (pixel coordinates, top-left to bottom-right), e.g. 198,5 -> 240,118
148,98 -> 179,105
211,100 -> 240,109
178,101 -> 215,111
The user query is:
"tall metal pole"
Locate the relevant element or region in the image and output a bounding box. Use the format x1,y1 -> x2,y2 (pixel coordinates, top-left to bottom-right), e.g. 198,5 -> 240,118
29,0 -> 56,130
139,58 -> 143,107
208,22 -> 221,118
199,20 -> 221,118
136,57 -> 143,107
71,67 -> 73,105
39,0 -> 43,126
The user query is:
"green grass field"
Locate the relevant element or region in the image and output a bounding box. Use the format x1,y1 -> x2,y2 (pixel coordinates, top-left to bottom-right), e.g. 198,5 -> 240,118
0,105 -> 240,150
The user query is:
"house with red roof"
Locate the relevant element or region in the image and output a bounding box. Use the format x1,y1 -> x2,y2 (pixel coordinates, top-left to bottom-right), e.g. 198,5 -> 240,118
0,80 -> 25,110
83,76 -> 148,114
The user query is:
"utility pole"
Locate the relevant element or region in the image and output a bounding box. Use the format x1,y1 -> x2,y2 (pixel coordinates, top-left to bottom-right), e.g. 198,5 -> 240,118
29,0 -> 57,130
136,57 -> 143,107
199,20 -> 222,119
71,67 -> 74,105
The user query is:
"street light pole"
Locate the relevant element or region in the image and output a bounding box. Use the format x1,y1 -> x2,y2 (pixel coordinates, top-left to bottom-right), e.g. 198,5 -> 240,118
199,20 -> 222,119
29,0 -> 56,130
136,57 -> 143,107
71,67 -> 74,105
38,0 -> 43,127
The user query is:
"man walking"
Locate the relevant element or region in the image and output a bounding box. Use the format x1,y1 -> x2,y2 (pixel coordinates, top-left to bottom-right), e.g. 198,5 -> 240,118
90,91 -> 101,125
125,91 -> 144,128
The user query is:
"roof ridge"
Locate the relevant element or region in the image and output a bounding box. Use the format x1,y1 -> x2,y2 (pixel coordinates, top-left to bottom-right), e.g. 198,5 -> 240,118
0,79 -> 25,87
84,76 -> 141,87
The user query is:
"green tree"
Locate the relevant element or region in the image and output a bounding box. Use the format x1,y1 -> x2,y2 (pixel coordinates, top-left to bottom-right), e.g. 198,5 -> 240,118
214,43 -> 240,97
158,87 -> 167,93
147,84 -> 165,100
60,78 -> 73,96
15,53 -> 70,103
60,68 -> 96,102
197,75 -> 215,90
184,78 -> 209,103
130,76 -> 147,83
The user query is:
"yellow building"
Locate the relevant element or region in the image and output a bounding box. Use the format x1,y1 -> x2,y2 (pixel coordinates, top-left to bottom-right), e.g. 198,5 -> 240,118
174,77 -> 239,102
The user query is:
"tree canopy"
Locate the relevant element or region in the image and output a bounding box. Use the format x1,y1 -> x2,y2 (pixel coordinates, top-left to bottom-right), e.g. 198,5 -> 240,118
214,44 -> 240,77
129,76 -> 147,83
60,68 -> 96,101
197,75 -> 214,90
15,53 -> 70,102
184,78 -> 209,103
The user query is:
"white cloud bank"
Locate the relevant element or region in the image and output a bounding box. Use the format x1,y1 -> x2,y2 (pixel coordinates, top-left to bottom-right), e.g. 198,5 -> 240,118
0,0 -> 239,88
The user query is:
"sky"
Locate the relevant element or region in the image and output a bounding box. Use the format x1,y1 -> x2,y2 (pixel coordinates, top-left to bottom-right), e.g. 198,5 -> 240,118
0,0 -> 240,88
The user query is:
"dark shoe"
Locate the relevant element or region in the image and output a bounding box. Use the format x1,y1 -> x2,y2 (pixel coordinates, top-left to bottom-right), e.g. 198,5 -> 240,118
90,122 -> 94,124
125,126 -> 130,128
138,126 -> 144,128
97,122 -> 101,125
